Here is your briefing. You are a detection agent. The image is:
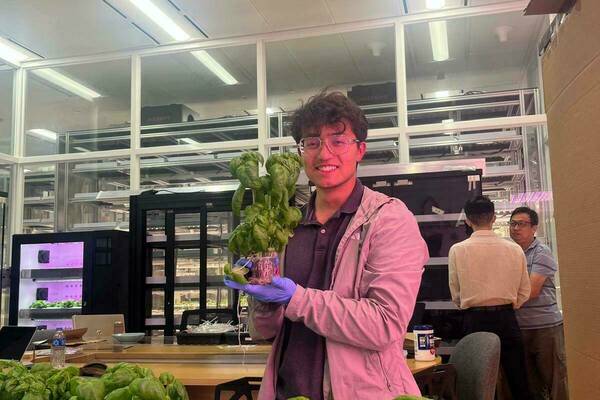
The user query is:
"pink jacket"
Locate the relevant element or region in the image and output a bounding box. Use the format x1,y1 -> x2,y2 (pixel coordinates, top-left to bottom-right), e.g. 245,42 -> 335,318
250,187 -> 429,399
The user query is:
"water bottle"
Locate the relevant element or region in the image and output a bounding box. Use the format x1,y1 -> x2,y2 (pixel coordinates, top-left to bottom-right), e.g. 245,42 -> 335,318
51,329 -> 66,368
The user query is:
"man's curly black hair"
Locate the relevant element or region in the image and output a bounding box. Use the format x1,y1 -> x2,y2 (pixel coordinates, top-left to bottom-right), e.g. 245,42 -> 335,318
290,91 -> 368,144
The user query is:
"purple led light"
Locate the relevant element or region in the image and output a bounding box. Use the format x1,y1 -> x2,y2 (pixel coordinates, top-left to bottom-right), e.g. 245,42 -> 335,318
20,242 -> 84,269
43,281 -> 83,302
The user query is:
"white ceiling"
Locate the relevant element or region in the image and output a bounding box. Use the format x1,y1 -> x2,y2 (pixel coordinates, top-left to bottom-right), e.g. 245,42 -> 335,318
0,0 -> 524,59
405,11 -> 543,79
0,1 -> 545,120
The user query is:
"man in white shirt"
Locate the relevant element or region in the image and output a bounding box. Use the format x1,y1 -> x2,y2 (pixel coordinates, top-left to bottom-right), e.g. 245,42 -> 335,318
449,196 -> 531,399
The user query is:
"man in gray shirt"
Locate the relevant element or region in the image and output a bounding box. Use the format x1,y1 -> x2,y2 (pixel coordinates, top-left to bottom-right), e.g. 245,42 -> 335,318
510,207 -> 569,400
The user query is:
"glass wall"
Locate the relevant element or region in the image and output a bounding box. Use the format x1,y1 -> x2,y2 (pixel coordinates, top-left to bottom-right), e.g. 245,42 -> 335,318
0,68 -> 13,154
0,165 -> 9,326
24,59 -> 131,156
404,12 -> 545,124
407,123 -> 553,246
23,158 -> 130,232
140,148 -> 254,190
140,45 -> 258,147
7,9 -> 550,243
266,26 -> 397,138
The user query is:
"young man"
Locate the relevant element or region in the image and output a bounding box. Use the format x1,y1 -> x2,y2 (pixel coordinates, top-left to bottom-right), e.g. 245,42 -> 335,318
510,207 -> 569,400
448,196 -> 531,399
225,92 -> 429,399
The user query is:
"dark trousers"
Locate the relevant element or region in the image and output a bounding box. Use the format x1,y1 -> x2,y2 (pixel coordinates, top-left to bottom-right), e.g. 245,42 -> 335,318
522,324 -> 569,400
463,306 -> 532,400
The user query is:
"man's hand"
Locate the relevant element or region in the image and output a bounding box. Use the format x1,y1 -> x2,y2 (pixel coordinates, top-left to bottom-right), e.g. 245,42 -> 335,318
223,276 -> 297,304
529,272 -> 547,299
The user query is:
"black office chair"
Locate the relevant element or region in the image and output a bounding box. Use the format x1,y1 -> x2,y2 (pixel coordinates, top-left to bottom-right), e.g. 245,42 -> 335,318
214,376 -> 262,400
179,309 -> 235,331
414,363 -> 458,400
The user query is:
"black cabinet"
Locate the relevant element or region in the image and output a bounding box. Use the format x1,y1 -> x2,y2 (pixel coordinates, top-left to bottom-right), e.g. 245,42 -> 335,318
9,230 -> 129,329
362,169 -> 482,301
129,191 -> 249,336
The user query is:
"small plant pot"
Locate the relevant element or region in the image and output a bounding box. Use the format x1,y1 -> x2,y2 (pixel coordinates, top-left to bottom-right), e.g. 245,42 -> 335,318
249,251 -> 280,285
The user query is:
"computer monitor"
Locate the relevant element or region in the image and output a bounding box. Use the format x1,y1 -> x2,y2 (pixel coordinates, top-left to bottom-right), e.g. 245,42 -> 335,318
0,326 -> 37,361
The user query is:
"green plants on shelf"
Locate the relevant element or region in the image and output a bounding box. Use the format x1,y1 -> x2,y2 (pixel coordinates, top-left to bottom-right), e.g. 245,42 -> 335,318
29,300 -> 82,309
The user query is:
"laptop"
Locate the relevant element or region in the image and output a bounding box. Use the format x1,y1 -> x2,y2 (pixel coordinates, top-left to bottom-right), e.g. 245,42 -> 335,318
0,326 -> 37,361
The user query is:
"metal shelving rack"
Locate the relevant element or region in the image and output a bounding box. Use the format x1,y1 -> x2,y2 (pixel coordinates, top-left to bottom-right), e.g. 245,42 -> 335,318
21,88 -> 542,237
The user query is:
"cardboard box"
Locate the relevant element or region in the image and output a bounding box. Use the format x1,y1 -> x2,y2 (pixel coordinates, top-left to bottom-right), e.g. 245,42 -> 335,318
542,0 -> 600,398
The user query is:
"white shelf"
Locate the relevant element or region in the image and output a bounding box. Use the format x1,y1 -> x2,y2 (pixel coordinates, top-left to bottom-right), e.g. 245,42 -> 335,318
426,257 -> 449,266
423,301 -> 459,310
24,197 -> 55,205
71,190 -> 131,203
23,218 -> 54,227
19,307 -> 82,319
415,213 -> 464,223
71,221 -> 129,231
145,317 -> 166,326
21,268 -> 83,280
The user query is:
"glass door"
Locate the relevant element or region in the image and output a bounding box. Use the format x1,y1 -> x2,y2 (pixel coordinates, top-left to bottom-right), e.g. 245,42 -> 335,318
142,202 -> 240,336
206,211 -> 235,316
173,212 -> 203,329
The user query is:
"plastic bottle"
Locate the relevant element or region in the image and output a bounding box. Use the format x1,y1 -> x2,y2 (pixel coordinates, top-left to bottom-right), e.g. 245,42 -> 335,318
413,324 -> 436,362
51,328 -> 66,368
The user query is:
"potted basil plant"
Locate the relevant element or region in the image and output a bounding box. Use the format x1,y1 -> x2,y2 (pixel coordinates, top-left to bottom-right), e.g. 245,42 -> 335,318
224,151 -> 303,285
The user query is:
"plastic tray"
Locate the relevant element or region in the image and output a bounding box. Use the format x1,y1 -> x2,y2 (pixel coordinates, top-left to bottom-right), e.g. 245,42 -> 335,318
176,331 -> 223,345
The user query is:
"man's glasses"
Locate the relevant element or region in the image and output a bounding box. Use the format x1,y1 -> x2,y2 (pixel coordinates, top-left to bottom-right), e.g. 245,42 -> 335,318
509,220 -> 532,228
298,135 -> 360,155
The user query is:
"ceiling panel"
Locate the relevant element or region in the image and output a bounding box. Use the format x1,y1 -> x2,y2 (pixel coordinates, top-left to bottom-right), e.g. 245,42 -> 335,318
342,27 -> 396,83
0,0 -> 154,59
325,0 -> 401,23
266,41 -> 314,94
175,0 -> 271,38
405,0 -> 464,14
266,26 -> 396,97
140,45 -> 257,105
250,0 -> 334,31
405,12 -> 543,78
279,35 -> 357,87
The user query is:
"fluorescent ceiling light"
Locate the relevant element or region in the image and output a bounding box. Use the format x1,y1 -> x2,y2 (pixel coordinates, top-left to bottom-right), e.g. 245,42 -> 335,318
429,21 -> 449,61
0,39 -> 100,101
0,37 -> 32,64
426,0 -> 446,10
191,50 -> 238,85
28,129 -> 58,142
32,68 -> 102,101
127,0 -> 237,85
129,0 -> 190,41
74,146 -> 90,152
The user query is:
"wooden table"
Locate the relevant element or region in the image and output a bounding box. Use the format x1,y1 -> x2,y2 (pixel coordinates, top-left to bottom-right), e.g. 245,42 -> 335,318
28,342 -> 441,399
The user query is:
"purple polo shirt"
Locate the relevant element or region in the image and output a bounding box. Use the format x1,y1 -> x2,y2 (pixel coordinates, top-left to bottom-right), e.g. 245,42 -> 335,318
276,179 -> 364,400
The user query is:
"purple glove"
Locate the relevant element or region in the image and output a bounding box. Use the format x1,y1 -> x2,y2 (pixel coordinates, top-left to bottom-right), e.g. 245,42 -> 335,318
224,276 -> 297,304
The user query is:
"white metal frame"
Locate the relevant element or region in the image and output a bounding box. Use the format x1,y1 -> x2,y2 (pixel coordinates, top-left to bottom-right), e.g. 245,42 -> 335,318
0,0 -> 548,260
